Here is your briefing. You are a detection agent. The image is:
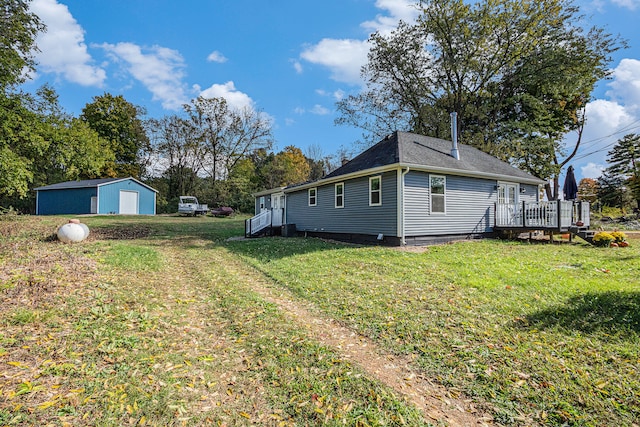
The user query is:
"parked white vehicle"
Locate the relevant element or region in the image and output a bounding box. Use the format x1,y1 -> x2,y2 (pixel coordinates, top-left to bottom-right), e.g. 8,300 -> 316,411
178,196 -> 208,216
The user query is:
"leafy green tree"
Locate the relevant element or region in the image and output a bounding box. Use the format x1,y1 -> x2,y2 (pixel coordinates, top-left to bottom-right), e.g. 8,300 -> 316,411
0,0 -> 46,202
0,0 -> 44,90
81,93 -> 149,178
0,93 -> 45,199
597,171 -> 632,211
605,134 -> 640,209
1,86 -> 113,210
29,85 -> 113,185
337,0 -> 623,199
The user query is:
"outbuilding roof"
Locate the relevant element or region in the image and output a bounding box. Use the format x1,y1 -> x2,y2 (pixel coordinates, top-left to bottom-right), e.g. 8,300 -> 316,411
34,177 -> 158,192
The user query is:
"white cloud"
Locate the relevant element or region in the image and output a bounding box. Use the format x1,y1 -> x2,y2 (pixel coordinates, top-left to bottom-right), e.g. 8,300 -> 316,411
207,51 -> 228,63
581,162 -> 605,179
299,0 -> 420,85
99,42 -> 188,110
30,0 -> 105,86
310,104 -> 330,115
361,0 -> 421,35
300,38 -> 369,84
292,60 -> 303,74
198,81 -> 254,111
316,89 -> 346,100
607,58 -> 640,111
610,0 -> 640,10
568,58 -> 640,178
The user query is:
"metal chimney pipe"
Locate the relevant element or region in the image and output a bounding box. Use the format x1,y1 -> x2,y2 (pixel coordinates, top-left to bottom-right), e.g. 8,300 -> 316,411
450,112 -> 460,160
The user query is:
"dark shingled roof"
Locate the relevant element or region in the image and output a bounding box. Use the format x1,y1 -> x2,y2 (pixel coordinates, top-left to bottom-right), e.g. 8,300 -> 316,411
325,131 -> 544,183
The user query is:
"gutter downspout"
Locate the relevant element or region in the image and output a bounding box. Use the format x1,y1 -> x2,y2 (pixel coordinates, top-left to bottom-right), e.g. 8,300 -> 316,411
401,167 -> 410,245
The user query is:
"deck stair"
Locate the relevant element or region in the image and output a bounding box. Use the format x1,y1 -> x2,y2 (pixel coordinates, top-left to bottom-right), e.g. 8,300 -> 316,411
569,226 -> 595,244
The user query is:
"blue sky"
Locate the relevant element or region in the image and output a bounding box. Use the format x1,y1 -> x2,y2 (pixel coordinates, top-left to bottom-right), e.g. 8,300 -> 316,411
23,0 -> 640,185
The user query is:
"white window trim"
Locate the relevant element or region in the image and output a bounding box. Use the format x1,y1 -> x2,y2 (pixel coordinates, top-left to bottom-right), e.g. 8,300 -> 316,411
369,176 -> 382,206
430,174 -> 446,214
308,187 -> 317,206
335,182 -> 344,208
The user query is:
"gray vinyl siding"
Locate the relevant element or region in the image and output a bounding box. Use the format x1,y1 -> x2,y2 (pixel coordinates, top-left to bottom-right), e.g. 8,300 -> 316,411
520,184 -> 538,203
404,172 -> 496,236
254,194 -> 273,214
286,171 -> 398,237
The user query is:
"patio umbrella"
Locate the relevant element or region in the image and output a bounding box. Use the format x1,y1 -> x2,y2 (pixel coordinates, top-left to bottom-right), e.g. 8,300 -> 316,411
563,165 -> 578,200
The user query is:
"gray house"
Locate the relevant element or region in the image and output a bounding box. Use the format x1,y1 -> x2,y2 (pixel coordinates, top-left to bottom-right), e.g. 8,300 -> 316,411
248,131 -> 590,245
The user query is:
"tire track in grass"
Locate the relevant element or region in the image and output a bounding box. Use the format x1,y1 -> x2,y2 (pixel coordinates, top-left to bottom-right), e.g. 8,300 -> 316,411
144,241 -> 276,425
212,246 -> 492,426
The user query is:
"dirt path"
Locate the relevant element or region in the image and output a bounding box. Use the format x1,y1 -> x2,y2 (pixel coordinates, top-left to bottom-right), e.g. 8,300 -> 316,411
214,247 -> 494,426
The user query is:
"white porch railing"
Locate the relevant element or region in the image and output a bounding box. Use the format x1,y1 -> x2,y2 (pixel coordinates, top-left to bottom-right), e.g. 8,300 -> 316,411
495,201 -> 590,230
246,210 -> 271,236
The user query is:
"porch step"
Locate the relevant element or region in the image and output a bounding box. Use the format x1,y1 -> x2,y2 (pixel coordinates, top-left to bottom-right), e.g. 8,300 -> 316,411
569,226 -> 595,244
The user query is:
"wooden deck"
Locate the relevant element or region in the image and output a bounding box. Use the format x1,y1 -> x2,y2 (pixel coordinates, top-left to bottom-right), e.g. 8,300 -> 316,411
494,201 -> 591,234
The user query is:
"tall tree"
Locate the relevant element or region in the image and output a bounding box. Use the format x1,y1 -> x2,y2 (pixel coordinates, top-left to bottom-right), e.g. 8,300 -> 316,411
263,146 -> 311,189
605,133 -> 640,209
29,85 -> 113,185
1,86 -> 112,208
0,0 -> 44,90
597,171 -> 632,210
183,96 -> 273,202
146,115 -> 205,199
336,0 -> 623,199
0,0 -> 45,201
577,178 -> 598,204
81,93 -> 149,178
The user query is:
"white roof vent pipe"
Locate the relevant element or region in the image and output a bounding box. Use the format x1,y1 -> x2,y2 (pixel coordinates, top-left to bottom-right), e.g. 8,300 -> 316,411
450,111 -> 460,160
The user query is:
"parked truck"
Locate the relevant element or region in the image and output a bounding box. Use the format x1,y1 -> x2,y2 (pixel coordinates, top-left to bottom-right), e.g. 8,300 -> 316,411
178,196 -> 208,216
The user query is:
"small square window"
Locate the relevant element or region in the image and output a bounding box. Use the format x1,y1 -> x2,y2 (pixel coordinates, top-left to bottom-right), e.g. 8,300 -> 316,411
308,188 -> 317,206
335,183 -> 344,208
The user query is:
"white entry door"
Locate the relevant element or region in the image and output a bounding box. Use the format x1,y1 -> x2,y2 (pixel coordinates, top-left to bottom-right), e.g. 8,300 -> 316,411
90,197 -> 98,214
119,190 -> 139,215
497,182 -> 519,225
271,193 -> 284,227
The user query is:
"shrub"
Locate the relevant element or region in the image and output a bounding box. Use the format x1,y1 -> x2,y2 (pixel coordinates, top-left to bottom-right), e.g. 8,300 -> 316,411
593,231 -> 614,247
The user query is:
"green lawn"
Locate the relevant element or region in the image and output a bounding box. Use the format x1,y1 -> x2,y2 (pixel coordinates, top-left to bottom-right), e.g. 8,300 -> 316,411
1,214 -> 638,426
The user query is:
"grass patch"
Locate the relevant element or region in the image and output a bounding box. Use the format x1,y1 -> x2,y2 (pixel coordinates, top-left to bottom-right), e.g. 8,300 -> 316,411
229,235 -> 640,426
2,215 -> 638,426
0,216 -> 428,426
101,243 -> 162,271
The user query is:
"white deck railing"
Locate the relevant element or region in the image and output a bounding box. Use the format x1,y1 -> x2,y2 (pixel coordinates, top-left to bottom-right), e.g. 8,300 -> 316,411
245,210 -> 272,236
496,201 -> 590,230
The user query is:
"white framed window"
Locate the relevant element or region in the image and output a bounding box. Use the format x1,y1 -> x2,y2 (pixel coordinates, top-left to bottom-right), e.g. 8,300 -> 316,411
259,196 -> 265,211
308,187 -> 317,206
335,183 -> 344,208
369,176 -> 381,206
430,175 -> 446,214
